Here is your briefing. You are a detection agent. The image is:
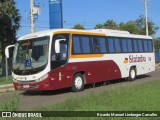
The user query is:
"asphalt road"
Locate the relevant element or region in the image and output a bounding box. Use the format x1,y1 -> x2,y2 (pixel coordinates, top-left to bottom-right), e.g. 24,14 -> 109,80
1,67 -> 160,111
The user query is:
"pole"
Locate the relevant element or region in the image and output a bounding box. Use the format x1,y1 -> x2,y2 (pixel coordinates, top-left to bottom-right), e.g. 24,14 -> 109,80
5,45 -> 15,81
30,0 -> 35,33
144,0 -> 149,36
5,57 -> 8,81
60,0 -> 63,28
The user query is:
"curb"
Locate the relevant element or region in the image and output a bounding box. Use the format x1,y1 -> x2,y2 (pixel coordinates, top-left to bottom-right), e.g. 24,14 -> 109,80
156,63 -> 160,67
0,84 -> 13,88
156,64 -> 160,69
0,88 -> 15,93
0,84 -> 14,93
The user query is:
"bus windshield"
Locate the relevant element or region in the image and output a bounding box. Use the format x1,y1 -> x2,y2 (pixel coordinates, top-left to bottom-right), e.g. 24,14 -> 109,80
13,36 -> 50,75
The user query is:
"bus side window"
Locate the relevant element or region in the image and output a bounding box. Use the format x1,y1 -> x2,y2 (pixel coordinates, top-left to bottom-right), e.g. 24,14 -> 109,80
51,34 -> 69,61
138,39 -> 144,52
81,36 -> 91,54
98,37 -> 107,53
114,38 -> 121,53
148,40 -> 153,52
127,39 -> 133,53
133,39 -> 138,53
92,37 -> 100,53
108,37 -> 115,53
144,40 -> 149,52
60,42 -> 67,60
72,36 -> 81,54
122,38 -> 128,53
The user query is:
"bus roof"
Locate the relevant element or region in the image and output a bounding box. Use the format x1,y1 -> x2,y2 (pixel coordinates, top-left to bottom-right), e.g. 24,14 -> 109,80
17,29 -> 152,41
17,29 -> 105,41
90,29 -> 152,39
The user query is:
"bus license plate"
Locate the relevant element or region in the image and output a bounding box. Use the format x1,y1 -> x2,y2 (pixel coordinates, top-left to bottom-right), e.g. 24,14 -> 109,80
23,85 -> 29,89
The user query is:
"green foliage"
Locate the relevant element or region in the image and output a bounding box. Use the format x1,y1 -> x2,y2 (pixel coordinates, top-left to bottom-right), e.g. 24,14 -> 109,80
134,15 -> 159,35
37,79 -> 160,112
0,76 -> 12,85
104,20 -> 118,29
95,15 -> 159,36
0,93 -> 19,111
94,16 -> 159,50
0,0 -> 20,56
153,38 -> 160,51
119,22 -> 139,34
73,24 -> 85,30
95,24 -> 104,29
95,20 -> 118,30
0,0 -> 20,76
23,79 -> 160,120
1,79 -> 159,120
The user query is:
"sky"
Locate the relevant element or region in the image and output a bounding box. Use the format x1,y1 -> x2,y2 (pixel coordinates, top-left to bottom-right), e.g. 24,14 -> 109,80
14,0 -> 160,38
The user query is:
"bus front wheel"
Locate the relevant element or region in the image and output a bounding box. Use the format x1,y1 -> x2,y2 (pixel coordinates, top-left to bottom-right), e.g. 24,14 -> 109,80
128,67 -> 136,81
72,73 -> 84,92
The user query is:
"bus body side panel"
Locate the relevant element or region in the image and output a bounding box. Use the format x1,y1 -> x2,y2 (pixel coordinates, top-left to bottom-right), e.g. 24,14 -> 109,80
13,59 -> 121,91
44,60 -> 121,90
65,60 -> 121,86
48,60 -> 121,90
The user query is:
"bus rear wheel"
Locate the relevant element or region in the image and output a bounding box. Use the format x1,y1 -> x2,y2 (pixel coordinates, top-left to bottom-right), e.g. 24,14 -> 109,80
72,73 -> 84,92
128,67 -> 136,81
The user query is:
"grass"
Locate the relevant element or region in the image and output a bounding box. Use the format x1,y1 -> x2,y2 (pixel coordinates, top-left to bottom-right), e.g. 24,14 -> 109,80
0,93 -> 19,111
0,54 -> 2,75
0,76 -> 13,85
1,79 -> 160,120
37,79 -> 160,112
25,79 -> 160,120
0,54 -> 13,85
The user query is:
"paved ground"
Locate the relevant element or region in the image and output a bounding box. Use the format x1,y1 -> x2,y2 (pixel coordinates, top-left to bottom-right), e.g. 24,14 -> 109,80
0,68 -> 160,111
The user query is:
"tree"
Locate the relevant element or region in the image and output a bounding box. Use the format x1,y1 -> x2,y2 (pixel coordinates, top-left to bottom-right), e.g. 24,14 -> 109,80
153,38 -> 160,51
135,15 -> 159,36
103,20 -> 118,30
94,16 -> 159,36
119,22 -> 139,34
95,24 -> 104,29
95,20 -> 118,29
73,24 -> 85,30
94,16 -> 159,52
0,0 -> 21,76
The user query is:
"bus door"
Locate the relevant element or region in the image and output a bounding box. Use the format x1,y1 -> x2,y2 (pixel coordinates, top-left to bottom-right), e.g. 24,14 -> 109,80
50,34 -> 70,89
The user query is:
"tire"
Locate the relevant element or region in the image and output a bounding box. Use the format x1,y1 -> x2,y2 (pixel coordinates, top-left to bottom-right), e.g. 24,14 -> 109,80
128,67 -> 136,81
72,73 -> 84,92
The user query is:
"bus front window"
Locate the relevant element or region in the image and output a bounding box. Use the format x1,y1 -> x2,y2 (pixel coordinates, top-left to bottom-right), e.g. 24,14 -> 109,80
13,36 -> 50,75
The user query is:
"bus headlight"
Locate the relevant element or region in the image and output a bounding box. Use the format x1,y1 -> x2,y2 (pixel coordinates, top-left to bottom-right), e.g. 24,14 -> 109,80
37,74 -> 48,82
13,77 -> 17,82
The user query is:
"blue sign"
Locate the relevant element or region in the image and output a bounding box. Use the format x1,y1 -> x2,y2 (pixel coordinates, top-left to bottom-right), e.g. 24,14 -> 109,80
26,59 -> 32,67
49,0 -> 59,4
49,0 -> 63,29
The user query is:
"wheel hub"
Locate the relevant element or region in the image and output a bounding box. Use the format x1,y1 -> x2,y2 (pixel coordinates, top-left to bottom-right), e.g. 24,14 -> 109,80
75,76 -> 83,89
131,69 -> 135,79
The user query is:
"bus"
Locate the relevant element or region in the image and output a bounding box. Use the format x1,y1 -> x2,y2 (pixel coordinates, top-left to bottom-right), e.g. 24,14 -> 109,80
8,29 -> 155,92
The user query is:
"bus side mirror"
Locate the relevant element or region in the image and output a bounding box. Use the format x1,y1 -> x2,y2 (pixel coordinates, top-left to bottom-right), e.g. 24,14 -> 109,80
5,45 -> 15,58
55,39 -> 66,53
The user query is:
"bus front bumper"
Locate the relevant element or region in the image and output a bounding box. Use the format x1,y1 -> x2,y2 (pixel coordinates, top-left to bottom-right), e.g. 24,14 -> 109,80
13,79 -> 53,91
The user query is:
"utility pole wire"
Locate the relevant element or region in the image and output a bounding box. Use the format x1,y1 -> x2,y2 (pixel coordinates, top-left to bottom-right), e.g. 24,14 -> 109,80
144,0 -> 149,36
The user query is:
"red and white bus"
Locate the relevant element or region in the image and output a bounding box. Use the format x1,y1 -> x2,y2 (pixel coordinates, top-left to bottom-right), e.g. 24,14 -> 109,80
9,29 -> 155,92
